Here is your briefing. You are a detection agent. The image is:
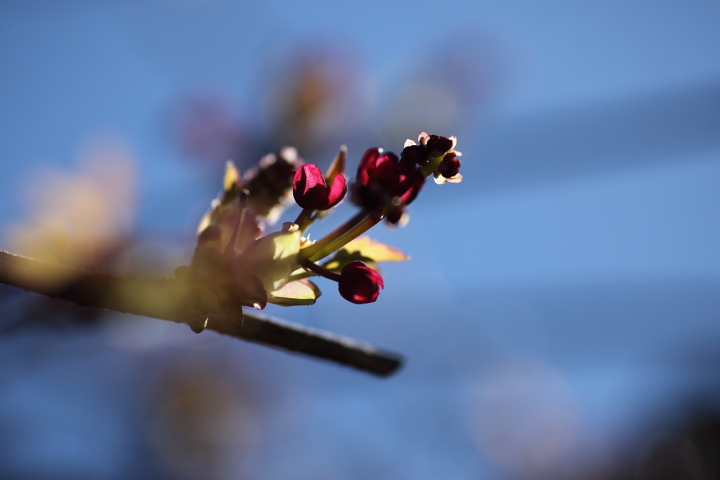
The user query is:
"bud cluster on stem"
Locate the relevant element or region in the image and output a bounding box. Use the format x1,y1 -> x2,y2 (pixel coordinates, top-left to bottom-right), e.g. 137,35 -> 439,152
185,133 -> 462,315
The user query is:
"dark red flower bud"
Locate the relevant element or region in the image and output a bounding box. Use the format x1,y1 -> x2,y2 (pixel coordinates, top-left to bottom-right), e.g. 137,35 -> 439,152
356,148 -> 402,192
352,147 -> 424,209
293,163 -> 347,210
401,144 -> 429,166
356,147 -> 382,187
438,152 -> 461,179
426,135 -> 454,157
338,261 -> 384,304
396,156 -> 424,205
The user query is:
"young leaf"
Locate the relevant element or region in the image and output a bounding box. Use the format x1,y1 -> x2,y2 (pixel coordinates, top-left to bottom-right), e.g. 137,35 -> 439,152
322,236 -> 409,272
237,224 -> 302,292
268,279 -> 322,306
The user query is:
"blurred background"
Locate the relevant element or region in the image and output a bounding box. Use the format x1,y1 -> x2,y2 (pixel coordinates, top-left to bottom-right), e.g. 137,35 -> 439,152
1,1 -> 720,478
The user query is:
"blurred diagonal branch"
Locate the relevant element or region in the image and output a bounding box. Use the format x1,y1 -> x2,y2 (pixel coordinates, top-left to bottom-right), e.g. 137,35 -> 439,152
0,251 -> 402,377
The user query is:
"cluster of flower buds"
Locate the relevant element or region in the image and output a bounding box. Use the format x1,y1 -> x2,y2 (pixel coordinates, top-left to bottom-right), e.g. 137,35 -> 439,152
349,133 -> 461,225
404,133 -> 462,184
179,133 -> 462,327
293,163 -> 347,211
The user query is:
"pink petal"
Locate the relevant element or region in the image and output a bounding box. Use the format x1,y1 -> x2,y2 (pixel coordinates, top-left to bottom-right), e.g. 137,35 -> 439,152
356,148 -> 381,186
325,173 -> 347,208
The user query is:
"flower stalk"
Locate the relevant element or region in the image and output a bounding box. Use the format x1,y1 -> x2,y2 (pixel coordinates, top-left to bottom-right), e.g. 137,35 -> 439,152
293,207 -> 314,231
304,210 -> 383,263
302,259 -> 342,282
298,208 -> 373,261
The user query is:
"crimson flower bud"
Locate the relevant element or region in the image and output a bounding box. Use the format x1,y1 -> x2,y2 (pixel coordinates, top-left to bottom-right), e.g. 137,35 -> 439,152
293,163 -> 347,210
438,152 -> 461,179
401,144 -> 429,166
356,148 -> 396,190
338,261 -> 384,304
425,134 -> 454,157
352,148 -> 424,209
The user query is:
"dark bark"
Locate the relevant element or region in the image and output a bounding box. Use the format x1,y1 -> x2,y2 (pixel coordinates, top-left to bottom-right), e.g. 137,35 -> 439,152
0,251 -> 402,377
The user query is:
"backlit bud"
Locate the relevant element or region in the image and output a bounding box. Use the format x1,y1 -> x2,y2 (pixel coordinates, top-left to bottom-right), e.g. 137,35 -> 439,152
338,261 -> 384,304
293,163 -> 347,210
425,135 -> 454,157
438,152 -> 461,179
401,144 -> 429,166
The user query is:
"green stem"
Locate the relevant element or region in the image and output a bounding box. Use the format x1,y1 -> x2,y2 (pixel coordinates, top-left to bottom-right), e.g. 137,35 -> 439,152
421,155 -> 443,179
306,211 -> 383,263
300,208 -> 370,260
303,212 -> 321,233
294,208 -> 314,231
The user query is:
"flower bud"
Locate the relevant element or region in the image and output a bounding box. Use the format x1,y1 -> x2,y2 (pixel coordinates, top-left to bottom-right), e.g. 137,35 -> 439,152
401,144 -> 429,166
425,135 -> 454,157
338,261 -> 384,304
351,148 -> 424,210
293,163 -> 347,210
438,152 -> 461,179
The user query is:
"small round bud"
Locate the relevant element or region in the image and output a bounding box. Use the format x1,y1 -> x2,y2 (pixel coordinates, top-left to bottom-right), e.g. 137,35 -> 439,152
338,261 -> 384,304
425,135 -> 454,157
401,144 -> 429,166
293,163 -> 347,210
438,153 -> 461,179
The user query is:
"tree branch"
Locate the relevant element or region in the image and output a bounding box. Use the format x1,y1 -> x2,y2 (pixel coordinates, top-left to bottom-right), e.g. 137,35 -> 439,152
0,251 -> 402,377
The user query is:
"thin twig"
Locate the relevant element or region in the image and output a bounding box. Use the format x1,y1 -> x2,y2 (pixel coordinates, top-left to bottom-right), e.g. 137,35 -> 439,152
0,251 -> 403,377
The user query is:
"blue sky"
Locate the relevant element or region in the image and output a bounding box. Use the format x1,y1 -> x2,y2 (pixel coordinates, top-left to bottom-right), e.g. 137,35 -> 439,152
1,1 -> 720,478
